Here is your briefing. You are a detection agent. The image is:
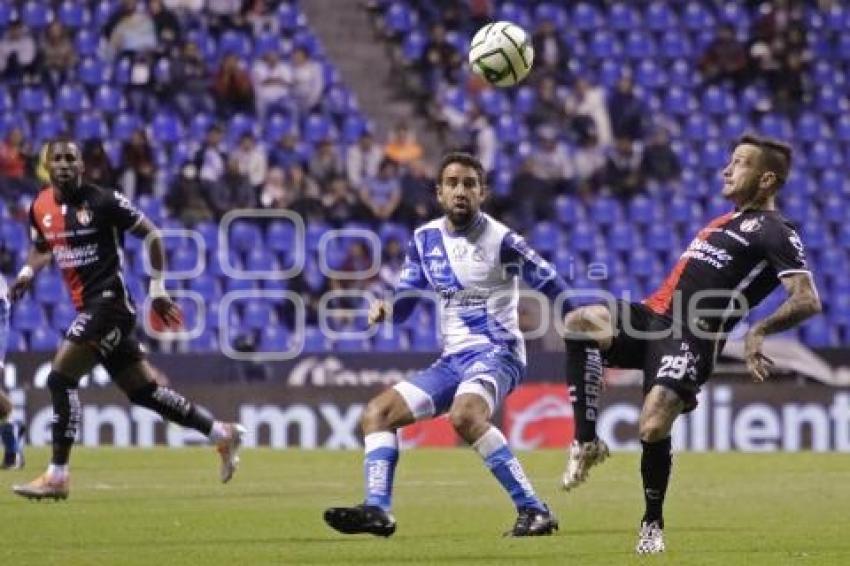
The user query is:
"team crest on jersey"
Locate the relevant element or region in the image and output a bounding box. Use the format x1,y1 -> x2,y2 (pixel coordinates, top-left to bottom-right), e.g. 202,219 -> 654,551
76,207 -> 93,226
42,213 -> 52,228
739,217 -> 762,233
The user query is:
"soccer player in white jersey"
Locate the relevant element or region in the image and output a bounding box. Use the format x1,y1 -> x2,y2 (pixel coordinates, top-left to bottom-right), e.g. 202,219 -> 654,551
324,152 -> 572,537
0,274 -> 25,469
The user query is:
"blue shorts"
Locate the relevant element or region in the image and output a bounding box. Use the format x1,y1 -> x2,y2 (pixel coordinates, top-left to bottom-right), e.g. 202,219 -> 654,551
393,345 -> 526,420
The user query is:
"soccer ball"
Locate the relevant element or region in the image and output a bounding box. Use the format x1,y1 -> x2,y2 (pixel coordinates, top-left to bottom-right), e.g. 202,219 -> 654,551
468,21 -> 534,88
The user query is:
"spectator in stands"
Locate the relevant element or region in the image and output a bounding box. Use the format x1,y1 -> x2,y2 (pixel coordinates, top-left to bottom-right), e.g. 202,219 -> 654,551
384,121 -> 423,166
288,163 -> 322,217
361,158 -> 402,222
40,22 -> 77,93
608,73 -> 648,141
377,237 -> 405,294
120,128 -> 158,199
466,104 -> 496,173
195,124 -> 226,184
0,20 -> 37,82
641,127 -> 682,184
603,137 -> 645,199
291,47 -> 325,115
322,176 -> 363,227
252,50 -> 295,120
213,53 -> 255,117
232,133 -> 267,190
419,23 -> 462,91
207,0 -> 248,37
0,127 -> 36,200
530,125 -> 575,193
504,157 -> 556,227
149,0 -> 182,49
531,20 -> 565,83
399,161 -> 438,226
259,166 -> 293,209
166,162 -> 214,225
698,23 -> 749,90
244,0 -> 279,37
127,52 -> 157,117
171,41 -> 215,119
564,77 -> 613,148
82,139 -> 119,188
528,76 -> 567,131
309,138 -> 345,187
209,156 -> 256,217
104,0 -> 138,38
346,131 -> 384,190
108,1 -> 157,60
572,126 -> 607,195
270,131 -> 303,169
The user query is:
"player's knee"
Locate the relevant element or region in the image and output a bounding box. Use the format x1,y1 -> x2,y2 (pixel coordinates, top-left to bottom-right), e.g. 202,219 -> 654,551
0,392 -> 11,420
638,419 -> 669,443
448,400 -> 488,438
360,397 -> 394,433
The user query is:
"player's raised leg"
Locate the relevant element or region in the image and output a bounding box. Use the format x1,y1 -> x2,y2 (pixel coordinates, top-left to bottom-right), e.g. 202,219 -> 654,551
635,384 -> 684,555
449,385 -> 558,537
112,359 -> 245,483
324,387 -> 416,537
12,340 -> 96,500
562,305 -> 612,490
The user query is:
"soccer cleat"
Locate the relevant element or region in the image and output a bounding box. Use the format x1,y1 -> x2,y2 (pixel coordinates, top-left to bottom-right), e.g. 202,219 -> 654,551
324,504 -> 397,537
561,438 -> 610,491
12,473 -> 69,501
504,505 -> 559,537
635,520 -> 666,554
216,423 -> 246,483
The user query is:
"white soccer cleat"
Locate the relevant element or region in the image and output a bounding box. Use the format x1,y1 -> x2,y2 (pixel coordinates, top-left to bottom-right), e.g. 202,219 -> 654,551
216,423 -> 246,483
636,520 -> 665,554
561,438 -> 610,491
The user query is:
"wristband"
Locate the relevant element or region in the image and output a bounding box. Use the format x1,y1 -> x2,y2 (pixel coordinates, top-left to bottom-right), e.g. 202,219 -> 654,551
149,278 -> 168,299
17,265 -> 34,280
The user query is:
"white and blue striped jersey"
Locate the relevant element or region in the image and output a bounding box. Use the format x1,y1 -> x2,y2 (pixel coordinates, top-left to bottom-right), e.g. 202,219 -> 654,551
0,274 -> 9,366
391,213 -> 570,364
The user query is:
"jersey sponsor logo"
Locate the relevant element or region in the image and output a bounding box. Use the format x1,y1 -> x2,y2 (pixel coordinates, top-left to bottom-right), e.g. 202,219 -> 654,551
739,217 -> 763,233
76,207 -> 93,226
682,238 -> 733,269
722,229 -> 749,246
425,246 -> 444,258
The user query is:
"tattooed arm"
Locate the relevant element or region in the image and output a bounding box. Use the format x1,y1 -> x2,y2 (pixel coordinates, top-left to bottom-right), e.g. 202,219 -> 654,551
744,272 -> 822,381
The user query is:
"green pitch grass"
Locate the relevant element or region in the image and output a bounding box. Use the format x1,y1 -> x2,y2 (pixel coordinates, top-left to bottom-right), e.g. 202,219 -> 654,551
1,449 -> 849,565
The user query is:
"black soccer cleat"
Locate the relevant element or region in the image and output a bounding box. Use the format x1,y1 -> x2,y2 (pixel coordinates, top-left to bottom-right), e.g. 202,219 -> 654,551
324,504 -> 397,537
504,505 -> 559,537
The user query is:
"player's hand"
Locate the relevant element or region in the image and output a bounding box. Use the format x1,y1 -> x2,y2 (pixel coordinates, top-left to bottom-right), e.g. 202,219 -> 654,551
744,326 -> 773,382
8,274 -> 34,302
151,296 -> 184,329
368,300 -> 389,326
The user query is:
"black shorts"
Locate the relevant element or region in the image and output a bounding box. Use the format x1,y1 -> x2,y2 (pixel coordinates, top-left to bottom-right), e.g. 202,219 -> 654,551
65,299 -> 146,376
604,300 -> 718,413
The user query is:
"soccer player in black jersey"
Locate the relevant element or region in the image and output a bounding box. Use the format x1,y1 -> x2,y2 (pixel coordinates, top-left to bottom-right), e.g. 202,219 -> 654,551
560,135 -> 822,553
8,140 -> 245,500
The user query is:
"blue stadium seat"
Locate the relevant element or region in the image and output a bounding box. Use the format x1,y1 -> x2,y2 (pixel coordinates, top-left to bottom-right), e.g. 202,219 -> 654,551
800,318 -> 835,348
659,30 -> 691,60
93,85 -> 124,115
30,328 -> 60,351
34,112 -> 66,144
572,3 -> 601,32
58,0 -> 87,28
383,2 -> 414,36
151,113 -> 183,145
663,87 -> 694,117
34,271 -> 65,305
302,113 -> 332,144
74,111 -> 109,141
409,324 -> 439,352
246,249 -> 276,272
530,221 -> 560,255
79,56 -> 109,87
13,300 -> 46,332
628,195 -> 655,226
228,221 -> 263,254
226,278 -> 258,294
608,3 -> 641,32
18,86 -> 49,115
302,326 -> 329,352
588,31 -> 617,61
625,31 -> 655,61
373,328 -> 405,352
259,326 -> 289,351
50,302 -> 77,333
56,83 -> 89,115
334,336 -> 371,353
682,2 -> 714,31
608,223 -> 635,254
645,1 -> 678,32
590,196 -> 620,227
22,0 -> 51,30
534,3 -> 568,28
497,3 -> 531,31
1,221 -> 26,251
242,300 -> 272,330
569,224 -> 596,255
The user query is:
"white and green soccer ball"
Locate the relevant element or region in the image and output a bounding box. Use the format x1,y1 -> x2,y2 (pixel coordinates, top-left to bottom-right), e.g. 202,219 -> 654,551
468,21 -> 535,88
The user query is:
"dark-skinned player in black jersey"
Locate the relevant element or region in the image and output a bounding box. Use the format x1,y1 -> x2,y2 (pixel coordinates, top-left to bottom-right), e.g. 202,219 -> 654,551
8,140 -> 245,501
559,135 -> 822,554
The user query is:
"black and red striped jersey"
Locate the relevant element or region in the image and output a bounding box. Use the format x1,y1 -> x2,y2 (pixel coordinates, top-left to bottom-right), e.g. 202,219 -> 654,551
644,209 -> 810,334
29,184 -> 144,311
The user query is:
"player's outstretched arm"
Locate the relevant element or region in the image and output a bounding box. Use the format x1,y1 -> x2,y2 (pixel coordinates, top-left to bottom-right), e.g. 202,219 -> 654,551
8,247 -> 52,302
130,217 -> 183,328
745,272 -> 822,382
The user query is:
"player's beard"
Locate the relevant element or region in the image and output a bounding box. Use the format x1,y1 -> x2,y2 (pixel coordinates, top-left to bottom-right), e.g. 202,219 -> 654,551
445,202 -> 477,230
54,174 -> 83,203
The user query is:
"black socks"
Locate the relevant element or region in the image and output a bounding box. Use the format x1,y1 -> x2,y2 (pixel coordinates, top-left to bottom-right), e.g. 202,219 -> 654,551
641,437 -> 672,526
